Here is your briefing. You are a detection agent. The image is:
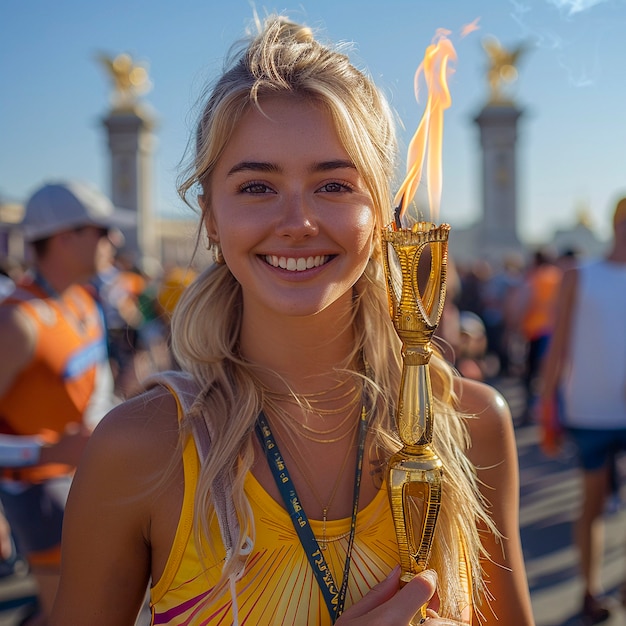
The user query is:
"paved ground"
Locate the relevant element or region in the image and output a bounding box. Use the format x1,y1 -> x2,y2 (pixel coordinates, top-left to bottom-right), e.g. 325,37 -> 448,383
517,422 -> 626,625
0,377 -> 623,625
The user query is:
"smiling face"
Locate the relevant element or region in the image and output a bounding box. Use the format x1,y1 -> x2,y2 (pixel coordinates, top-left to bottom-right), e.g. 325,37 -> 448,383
205,96 -> 375,321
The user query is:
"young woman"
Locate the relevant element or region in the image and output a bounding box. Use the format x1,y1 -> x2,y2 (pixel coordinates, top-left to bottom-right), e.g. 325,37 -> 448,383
51,16 -> 535,626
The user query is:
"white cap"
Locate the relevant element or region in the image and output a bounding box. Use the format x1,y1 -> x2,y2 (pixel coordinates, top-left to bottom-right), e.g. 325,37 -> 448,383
21,181 -> 136,242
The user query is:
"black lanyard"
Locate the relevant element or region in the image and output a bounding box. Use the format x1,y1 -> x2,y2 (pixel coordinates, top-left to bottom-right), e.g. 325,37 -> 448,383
255,406 -> 368,622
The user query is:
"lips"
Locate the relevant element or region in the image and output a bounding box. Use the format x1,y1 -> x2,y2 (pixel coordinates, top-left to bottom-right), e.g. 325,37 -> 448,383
263,254 -> 331,271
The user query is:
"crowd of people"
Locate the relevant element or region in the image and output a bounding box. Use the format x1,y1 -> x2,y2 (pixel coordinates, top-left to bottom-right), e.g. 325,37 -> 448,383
435,205 -> 626,624
0,12 -> 624,626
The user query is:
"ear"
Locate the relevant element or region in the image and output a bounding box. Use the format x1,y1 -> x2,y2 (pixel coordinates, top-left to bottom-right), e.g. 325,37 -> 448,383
199,194 -> 219,242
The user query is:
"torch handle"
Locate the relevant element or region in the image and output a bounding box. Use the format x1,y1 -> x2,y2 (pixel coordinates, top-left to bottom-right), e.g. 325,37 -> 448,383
396,361 -> 434,447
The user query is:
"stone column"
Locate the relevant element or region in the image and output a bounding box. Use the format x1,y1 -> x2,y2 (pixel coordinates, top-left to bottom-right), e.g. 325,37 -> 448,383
473,104 -> 523,254
102,108 -> 158,264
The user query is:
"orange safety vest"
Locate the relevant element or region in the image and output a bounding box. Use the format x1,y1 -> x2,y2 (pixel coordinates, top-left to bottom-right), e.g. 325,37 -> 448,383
521,265 -> 562,340
0,279 -> 107,482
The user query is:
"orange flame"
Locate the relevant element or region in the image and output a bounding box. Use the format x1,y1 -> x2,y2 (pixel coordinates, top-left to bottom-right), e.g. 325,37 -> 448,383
461,18 -> 481,38
394,29 -> 458,226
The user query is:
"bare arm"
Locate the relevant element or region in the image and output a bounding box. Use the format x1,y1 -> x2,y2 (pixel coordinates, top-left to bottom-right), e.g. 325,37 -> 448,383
0,306 -> 36,398
0,510 -> 13,561
460,378 -> 535,626
51,388 -> 181,626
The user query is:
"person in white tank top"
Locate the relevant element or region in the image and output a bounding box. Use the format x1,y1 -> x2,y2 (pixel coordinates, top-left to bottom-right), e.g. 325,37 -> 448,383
540,197 -> 626,622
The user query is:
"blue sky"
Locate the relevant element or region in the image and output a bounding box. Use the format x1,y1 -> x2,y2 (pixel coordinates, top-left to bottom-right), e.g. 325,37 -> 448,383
1,0 -> 625,244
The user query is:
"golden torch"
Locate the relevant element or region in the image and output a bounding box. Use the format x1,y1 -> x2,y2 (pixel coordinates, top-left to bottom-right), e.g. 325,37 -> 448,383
383,29 -> 459,620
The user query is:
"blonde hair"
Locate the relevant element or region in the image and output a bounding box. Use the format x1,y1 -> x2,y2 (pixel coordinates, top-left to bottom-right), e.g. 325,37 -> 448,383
174,15 -> 497,620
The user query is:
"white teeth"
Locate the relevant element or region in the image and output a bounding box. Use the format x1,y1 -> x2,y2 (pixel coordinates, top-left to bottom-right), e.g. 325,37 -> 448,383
264,255 -> 329,271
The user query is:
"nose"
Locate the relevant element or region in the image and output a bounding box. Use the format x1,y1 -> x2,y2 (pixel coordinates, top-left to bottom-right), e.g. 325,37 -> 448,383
275,192 -> 319,239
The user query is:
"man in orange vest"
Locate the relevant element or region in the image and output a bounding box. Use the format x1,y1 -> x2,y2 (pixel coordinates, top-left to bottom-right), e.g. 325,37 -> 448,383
0,181 -> 134,624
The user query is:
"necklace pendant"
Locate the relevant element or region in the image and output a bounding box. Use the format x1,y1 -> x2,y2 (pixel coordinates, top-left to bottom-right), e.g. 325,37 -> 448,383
320,542 -> 328,551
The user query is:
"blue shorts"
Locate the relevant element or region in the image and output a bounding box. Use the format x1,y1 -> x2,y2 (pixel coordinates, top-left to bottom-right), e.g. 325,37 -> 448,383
0,476 -> 71,559
566,427 -> 626,471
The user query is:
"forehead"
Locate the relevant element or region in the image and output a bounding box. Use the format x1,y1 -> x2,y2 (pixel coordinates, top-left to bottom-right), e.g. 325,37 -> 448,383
218,96 -> 348,162
244,94 -> 328,125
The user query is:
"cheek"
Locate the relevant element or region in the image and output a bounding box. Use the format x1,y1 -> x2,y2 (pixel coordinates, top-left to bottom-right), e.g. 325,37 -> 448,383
352,209 -> 376,254
217,213 -> 253,246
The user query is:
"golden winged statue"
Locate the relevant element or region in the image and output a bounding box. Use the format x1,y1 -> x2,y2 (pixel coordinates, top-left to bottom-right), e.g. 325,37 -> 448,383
482,36 -> 526,104
97,52 -> 152,111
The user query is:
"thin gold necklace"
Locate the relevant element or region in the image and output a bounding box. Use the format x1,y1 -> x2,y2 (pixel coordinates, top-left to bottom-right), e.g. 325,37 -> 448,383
265,385 -> 360,416
321,529 -> 353,544
256,375 -> 361,417
269,413 -> 360,550
261,396 -> 359,443
258,376 -> 363,443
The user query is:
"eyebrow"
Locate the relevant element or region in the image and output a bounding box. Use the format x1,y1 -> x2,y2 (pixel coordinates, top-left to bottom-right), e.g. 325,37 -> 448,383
227,161 -> 279,176
227,159 -> 357,176
314,159 -> 357,172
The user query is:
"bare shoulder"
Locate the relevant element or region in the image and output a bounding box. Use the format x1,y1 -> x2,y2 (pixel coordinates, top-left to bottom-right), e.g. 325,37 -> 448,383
89,385 -> 180,453
453,377 -> 515,469
455,376 -> 511,428
81,385 -> 181,491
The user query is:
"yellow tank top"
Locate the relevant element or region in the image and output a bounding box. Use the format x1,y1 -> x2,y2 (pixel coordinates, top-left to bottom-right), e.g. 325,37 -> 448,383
151,432 -> 402,624
149,384 -> 473,624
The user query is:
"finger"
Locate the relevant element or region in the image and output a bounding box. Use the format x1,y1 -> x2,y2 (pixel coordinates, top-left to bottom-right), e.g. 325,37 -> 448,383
366,570 -> 437,624
423,609 -> 468,625
396,569 -> 437,619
